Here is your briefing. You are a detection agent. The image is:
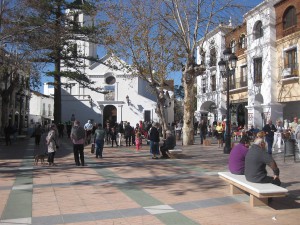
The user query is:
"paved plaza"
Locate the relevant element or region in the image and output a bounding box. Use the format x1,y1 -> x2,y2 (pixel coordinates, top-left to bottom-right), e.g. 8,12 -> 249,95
0,136 -> 299,225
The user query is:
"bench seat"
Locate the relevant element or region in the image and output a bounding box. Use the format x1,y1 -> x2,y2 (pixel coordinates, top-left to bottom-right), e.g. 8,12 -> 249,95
218,172 -> 288,207
169,148 -> 183,154
168,147 -> 183,158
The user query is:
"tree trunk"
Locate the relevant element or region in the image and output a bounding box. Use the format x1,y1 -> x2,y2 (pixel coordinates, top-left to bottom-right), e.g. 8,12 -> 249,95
182,69 -> 196,146
53,60 -> 61,124
157,102 -> 168,138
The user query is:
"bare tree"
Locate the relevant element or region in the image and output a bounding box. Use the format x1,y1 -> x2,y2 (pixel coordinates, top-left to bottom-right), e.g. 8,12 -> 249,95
160,0 -> 245,145
105,0 -> 178,134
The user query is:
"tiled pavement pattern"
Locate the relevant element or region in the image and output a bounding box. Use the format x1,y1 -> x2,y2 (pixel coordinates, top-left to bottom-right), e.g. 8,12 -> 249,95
0,136 -> 299,225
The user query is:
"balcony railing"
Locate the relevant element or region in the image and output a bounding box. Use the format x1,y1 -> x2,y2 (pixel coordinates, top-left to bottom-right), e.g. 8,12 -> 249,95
223,79 -> 248,91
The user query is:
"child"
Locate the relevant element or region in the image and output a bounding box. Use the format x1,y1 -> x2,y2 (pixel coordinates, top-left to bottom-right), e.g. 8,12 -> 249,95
135,131 -> 141,151
110,127 -> 118,147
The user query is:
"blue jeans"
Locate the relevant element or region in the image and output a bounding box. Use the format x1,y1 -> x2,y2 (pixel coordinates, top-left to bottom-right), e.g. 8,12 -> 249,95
150,141 -> 159,155
199,132 -> 206,144
265,137 -> 274,154
96,139 -> 104,158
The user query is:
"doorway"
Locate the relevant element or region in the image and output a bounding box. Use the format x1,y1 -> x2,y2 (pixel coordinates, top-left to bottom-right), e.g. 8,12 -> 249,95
103,105 -> 117,126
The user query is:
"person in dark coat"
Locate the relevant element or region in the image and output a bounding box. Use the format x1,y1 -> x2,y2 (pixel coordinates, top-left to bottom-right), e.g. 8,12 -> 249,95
124,122 -> 132,146
198,120 -> 207,144
110,127 -> 118,147
4,123 -> 12,146
148,122 -> 160,159
160,130 -> 176,159
262,119 -> 277,154
245,137 -> 281,186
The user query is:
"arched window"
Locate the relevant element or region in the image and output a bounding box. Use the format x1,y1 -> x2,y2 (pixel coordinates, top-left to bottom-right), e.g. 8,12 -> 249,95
254,21 -> 263,39
105,75 -> 116,85
283,6 -> 297,30
239,34 -> 246,49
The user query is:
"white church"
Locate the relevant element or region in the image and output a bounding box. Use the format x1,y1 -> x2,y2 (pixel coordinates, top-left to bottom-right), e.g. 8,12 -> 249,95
44,5 -> 174,127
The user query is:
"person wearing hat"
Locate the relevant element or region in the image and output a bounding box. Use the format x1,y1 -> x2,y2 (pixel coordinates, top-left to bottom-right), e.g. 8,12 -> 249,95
160,130 -> 176,159
228,135 -> 250,175
245,136 -> 281,186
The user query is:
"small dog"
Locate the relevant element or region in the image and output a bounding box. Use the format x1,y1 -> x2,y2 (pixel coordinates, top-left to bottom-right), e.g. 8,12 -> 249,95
34,153 -> 47,165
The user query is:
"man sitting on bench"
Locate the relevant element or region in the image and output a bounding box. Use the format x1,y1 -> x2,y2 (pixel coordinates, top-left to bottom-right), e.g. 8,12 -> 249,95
245,135 -> 281,186
160,130 -> 176,159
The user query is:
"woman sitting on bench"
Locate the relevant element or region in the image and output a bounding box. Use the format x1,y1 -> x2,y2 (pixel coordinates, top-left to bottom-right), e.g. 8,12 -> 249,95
228,135 -> 250,175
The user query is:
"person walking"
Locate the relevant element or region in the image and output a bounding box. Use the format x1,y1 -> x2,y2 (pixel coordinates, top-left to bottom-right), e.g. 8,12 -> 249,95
273,120 -> 284,153
94,123 -> 106,158
46,124 -> 59,166
110,127 -> 118,147
198,120 -> 207,145
4,123 -> 12,146
117,121 -> 124,146
124,122 -> 132,146
263,119 -> 277,154
84,120 -> 93,145
34,124 -> 43,145
71,120 -> 86,166
148,122 -> 160,159
216,122 -> 223,148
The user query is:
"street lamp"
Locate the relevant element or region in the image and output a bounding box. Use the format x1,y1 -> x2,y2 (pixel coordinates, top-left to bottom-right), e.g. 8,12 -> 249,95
218,48 -> 237,154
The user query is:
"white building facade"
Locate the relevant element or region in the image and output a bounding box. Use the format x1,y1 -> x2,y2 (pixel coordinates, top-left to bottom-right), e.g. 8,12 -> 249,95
195,0 -> 298,130
43,6 -> 174,127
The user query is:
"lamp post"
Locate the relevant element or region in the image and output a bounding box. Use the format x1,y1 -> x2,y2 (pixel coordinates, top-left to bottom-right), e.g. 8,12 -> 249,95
218,48 -> 237,154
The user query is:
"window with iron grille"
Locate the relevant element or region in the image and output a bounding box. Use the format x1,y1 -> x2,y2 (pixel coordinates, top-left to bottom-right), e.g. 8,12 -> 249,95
239,34 -> 246,49
211,74 -> 216,91
209,48 -> 216,67
202,77 -> 207,94
283,6 -> 297,30
284,48 -> 297,69
230,40 -> 236,54
240,65 -> 247,87
253,58 -> 262,84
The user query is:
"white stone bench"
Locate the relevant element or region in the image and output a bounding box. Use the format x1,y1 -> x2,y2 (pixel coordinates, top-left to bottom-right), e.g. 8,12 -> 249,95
218,172 -> 288,207
168,147 -> 183,158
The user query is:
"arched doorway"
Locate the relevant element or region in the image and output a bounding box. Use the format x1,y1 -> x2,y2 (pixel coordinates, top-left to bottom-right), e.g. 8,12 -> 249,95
103,105 -> 117,126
